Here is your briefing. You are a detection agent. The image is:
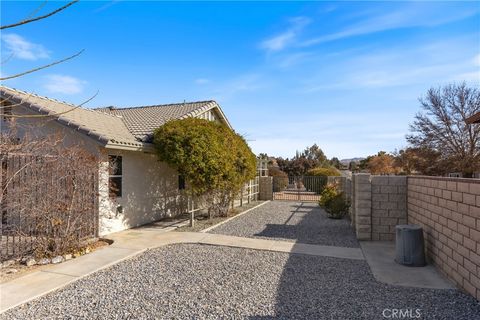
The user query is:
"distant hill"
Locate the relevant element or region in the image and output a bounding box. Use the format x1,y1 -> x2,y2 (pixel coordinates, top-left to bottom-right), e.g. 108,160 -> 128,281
340,157 -> 365,165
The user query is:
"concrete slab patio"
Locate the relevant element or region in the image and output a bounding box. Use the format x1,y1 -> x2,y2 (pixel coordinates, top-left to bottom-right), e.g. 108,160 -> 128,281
361,241 -> 454,290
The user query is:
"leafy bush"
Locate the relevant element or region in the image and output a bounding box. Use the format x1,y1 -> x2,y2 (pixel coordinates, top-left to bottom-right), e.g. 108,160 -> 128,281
307,166 -> 341,177
319,183 -> 338,208
319,183 -> 350,219
153,118 -> 257,217
327,193 -> 350,219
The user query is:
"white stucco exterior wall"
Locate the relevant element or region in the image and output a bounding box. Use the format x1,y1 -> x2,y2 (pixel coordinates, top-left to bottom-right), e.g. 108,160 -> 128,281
98,149 -> 185,236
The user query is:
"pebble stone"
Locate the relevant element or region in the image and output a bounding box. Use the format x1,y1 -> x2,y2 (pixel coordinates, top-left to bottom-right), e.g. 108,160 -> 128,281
1,260 -> 15,269
51,256 -> 64,264
24,258 -> 36,267
2,244 -> 479,320
210,201 -> 360,248
37,258 -> 51,265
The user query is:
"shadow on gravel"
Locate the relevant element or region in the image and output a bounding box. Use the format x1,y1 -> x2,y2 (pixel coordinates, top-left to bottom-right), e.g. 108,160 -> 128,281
248,252 -> 480,320
254,202 -> 359,248
249,203 -> 480,320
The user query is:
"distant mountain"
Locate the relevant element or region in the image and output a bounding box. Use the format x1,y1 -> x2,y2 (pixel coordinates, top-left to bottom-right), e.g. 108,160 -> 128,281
340,157 -> 365,165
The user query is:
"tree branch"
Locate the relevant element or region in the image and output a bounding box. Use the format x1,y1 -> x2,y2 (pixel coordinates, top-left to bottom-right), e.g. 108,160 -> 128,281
1,0 -> 79,30
0,49 -> 84,81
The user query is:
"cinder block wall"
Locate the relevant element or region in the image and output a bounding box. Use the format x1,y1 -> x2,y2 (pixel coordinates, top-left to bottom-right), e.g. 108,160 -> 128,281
353,174 -> 372,240
408,176 -> 480,300
371,176 -> 407,241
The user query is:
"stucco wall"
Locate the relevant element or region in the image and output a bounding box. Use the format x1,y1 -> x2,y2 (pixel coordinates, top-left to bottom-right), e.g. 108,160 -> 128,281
99,149 -> 185,235
1,105 -> 103,155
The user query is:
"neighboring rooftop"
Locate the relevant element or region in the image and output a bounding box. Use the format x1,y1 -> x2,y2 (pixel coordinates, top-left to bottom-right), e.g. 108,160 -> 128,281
0,86 -> 228,149
466,111 -> 480,124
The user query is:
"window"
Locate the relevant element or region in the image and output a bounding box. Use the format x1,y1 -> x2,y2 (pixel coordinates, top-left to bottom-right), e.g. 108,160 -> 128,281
108,155 -> 122,198
178,175 -> 186,190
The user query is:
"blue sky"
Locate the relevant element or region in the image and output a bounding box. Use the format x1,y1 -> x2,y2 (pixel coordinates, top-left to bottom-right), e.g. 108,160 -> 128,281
1,1 -> 479,159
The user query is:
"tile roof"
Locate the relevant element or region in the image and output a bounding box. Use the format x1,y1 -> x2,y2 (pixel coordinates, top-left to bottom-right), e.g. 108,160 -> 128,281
95,100 -> 220,142
0,86 -> 226,150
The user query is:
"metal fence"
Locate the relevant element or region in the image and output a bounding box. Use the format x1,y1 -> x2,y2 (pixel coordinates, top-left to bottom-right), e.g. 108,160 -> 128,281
272,175 -> 327,202
1,152 -> 98,262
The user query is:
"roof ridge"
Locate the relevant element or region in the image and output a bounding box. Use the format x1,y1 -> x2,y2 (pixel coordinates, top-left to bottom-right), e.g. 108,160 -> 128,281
1,85 -> 79,109
94,100 -> 217,111
0,85 -> 123,119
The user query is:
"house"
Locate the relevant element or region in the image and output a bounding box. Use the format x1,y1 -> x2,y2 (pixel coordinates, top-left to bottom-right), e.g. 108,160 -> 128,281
0,86 -> 233,235
466,111 -> 480,124
466,111 -> 480,178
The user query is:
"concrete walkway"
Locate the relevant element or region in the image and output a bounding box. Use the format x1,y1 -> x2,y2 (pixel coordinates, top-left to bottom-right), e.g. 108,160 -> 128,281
0,229 -> 364,313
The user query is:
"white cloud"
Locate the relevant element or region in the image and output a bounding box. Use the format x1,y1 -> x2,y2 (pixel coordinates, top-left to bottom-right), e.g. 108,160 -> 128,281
195,78 -> 210,85
260,16 -> 311,52
211,73 -> 267,101
474,54 -> 480,67
277,52 -> 313,68
1,34 -> 49,60
301,36 -> 479,92
44,75 -> 86,94
301,3 -> 478,47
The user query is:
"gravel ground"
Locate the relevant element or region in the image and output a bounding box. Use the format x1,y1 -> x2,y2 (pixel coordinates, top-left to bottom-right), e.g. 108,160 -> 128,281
209,201 -> 360,248
3,244 -> 479,320
176,201 -> 265,233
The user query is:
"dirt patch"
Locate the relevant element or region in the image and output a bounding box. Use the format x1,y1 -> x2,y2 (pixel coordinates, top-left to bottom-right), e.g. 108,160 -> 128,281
0,239 -> 112,283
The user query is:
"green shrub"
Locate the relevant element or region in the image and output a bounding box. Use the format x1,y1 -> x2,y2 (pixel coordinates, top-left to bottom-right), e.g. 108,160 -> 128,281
153,118 -> 257,216
319,183 -> 338,208
319,183 -> 350,219
307,167 -> 341,177
327,193 -> 350,219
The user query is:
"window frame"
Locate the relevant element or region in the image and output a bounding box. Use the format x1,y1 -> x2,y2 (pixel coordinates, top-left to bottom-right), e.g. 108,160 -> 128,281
108,155 -> 123,198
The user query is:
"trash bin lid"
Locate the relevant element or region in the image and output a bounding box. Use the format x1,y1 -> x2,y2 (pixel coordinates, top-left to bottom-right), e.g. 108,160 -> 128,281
395,224 -> 422,231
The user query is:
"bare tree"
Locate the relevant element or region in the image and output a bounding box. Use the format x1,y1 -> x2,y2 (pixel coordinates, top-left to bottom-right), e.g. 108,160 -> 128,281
407,83 -> 480,177
0,0 -> 92,118
1,1 -> 81,80
1,123 -> 100,260
1,1 -> 78,30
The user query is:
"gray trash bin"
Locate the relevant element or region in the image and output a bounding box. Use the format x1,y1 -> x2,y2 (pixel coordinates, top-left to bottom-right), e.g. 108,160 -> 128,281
395,224 -> 426,267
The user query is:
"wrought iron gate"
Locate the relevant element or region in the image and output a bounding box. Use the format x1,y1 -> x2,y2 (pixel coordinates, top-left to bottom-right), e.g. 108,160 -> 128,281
272,175 -> 326,202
